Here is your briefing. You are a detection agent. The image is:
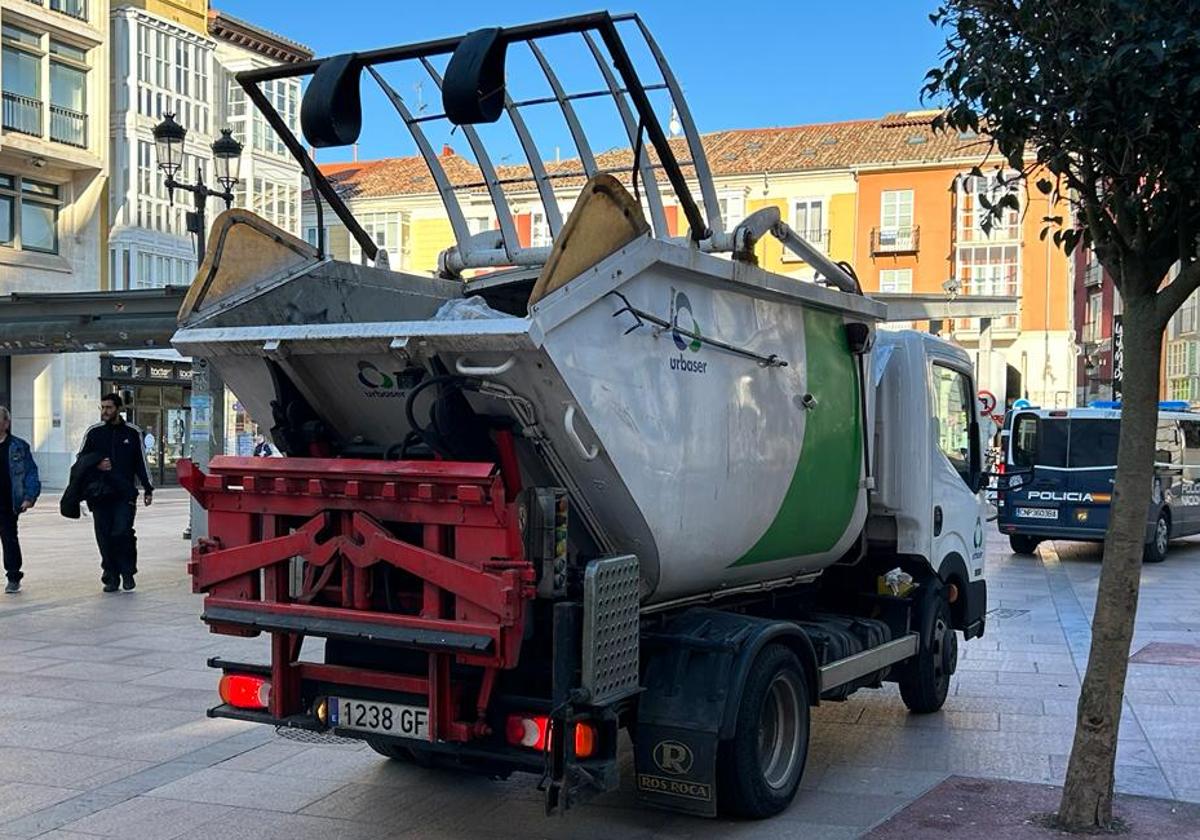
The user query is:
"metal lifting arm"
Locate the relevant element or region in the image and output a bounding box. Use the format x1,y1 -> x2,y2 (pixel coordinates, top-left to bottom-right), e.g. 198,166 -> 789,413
723,206 -> 862,295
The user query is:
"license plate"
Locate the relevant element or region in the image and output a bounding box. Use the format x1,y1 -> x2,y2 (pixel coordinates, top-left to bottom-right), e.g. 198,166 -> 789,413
330,697 -> 430,739
1016,507 -> 1058,520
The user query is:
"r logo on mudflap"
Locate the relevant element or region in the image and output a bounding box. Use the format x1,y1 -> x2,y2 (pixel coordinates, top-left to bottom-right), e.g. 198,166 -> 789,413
653,740 -> 694,775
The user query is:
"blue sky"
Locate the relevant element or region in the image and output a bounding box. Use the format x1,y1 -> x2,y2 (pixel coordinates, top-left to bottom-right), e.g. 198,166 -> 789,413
215,1 -> 947,164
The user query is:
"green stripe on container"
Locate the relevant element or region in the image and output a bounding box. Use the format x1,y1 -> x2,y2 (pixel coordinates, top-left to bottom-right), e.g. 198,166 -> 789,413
731,309 -> 862,566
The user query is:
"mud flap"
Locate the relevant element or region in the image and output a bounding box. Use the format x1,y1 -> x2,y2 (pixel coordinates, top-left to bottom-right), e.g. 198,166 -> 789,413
633,608 -> 818,817
634,725 -> 719,816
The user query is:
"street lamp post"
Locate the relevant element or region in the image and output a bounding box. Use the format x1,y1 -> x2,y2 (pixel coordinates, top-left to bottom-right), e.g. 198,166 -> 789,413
151,114 -> 242,542
152,114 -> 243,263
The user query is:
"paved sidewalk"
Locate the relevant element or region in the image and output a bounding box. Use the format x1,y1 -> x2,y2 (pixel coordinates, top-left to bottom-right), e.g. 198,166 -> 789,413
0,493 -> 1197,839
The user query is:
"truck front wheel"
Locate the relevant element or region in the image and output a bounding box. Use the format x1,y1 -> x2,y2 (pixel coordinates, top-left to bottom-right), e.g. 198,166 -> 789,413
899,593 -> 956,714
717,644 -> 810,819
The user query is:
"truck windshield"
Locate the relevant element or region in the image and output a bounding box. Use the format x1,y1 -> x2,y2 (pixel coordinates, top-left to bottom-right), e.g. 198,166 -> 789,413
1011,417 -> 1120,469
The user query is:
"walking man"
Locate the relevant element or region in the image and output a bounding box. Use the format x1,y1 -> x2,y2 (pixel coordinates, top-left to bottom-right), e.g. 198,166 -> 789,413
0,406 -> 40,594
78,393 -> 153,592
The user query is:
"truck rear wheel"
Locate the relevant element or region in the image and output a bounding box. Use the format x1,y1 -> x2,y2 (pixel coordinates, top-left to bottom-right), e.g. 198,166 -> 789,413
366,738 -> 433,766
717,644 -> 810,819
1009,534 -> 1040,555
899,593 -> 956,714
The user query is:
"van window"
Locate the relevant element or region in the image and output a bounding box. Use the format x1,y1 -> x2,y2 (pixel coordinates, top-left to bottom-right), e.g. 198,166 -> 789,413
932,364 -> 973,486
1155,421 -> 1181,467
1013,415 -> 1068,468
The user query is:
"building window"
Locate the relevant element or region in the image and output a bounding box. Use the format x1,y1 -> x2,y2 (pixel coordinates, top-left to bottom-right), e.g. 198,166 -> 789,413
958,172 -> 1021,242
878,268 -> 913,330
251,78 -> 299,157
529,210 -> 551,248
2,25 -> 43,137
0,174 -> 62,254
49,0 -> 88,21
874,189 -> 916,253
1084,290 -> 1103,343
956,243 -> 1021,330
792,198 -> 826,248
349,211 -> 401,265
1172,290 -> 1199,337
49,40 -> 88,147
878,268 -> 912,294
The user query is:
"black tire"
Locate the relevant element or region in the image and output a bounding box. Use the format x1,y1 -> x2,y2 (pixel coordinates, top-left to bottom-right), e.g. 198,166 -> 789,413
1009,534 -> 1041,555
899,593 -> 957,714
717,645 -> 811,819
1144,511 -> 1170,564
365,738 -> 434,766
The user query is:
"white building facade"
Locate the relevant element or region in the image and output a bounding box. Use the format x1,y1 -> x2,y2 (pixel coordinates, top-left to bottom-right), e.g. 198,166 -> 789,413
210,9 -> 308,238
109,2 -> 214,291
0,0 -> 109,486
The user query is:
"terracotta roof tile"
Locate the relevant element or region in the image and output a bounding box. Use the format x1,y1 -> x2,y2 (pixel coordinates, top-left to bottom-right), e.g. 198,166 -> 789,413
309,113 -> 997,201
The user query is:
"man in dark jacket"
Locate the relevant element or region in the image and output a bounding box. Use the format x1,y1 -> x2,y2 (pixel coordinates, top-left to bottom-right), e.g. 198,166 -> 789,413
77,393 -> 153,592
1,406 -> 40,594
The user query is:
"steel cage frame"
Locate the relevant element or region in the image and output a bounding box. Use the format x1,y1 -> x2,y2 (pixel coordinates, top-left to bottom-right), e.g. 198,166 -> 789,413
235,12 -> 724,274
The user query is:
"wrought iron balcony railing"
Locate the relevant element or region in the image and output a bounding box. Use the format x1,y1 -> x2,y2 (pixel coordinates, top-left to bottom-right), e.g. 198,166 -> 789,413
871,225 -> 919,255
2,92 -> 42,137
50,104 -> 86,147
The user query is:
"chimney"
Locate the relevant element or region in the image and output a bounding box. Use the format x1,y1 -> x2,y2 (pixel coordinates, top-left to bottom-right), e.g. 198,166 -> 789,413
441,144 -> 454,158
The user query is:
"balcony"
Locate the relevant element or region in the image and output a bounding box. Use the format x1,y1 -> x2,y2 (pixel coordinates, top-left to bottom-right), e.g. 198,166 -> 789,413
50,104 -> 86,147
1084,262 -> 1104,287
26,0 -> 88,21
871,226 -> 920,255
2,92 -> 42,137
781,229 -> 830,260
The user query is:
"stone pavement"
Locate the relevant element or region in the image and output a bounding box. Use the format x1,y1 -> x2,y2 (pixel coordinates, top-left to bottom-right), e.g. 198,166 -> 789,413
0,491 -> 1197,839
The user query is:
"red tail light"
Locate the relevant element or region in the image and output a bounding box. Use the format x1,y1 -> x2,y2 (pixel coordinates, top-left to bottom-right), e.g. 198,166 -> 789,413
219,674 -> 271,710
505,714 -> 597,759
506,714 -> 549,750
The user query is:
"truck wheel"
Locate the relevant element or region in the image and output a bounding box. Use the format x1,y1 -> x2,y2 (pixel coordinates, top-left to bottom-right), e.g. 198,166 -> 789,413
717,645 -> 810,819
366,738 -> 433,767
1009,534 -> 1040,555
1143,511 -> 1169,564
899,594 -> 957,714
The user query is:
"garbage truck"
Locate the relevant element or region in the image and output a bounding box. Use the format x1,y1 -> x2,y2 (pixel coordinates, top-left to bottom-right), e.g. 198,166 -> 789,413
175,12 -> 988,819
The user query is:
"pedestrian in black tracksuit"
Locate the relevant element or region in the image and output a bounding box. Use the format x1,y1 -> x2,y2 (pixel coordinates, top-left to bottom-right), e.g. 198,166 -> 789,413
76,393 -> 153,592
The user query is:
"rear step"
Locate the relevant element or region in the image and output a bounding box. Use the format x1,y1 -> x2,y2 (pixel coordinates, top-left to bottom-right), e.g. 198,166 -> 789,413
202,603 -> 495,654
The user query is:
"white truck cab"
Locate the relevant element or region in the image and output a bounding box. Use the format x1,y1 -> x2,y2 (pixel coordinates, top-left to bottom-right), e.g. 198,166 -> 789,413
869,330 -> 989,639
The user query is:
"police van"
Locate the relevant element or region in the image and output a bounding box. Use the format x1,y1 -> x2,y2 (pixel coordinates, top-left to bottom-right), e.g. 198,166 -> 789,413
997,402 -> 1200,562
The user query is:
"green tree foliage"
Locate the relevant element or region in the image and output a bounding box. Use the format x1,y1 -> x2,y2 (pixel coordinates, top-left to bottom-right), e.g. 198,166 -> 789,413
923,1 -> 1200,830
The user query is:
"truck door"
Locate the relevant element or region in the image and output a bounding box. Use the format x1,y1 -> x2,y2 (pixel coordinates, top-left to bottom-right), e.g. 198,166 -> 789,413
930,364 -> 985,573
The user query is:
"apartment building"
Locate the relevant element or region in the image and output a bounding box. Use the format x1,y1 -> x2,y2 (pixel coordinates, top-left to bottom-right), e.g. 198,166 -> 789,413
0,0 -> 108,485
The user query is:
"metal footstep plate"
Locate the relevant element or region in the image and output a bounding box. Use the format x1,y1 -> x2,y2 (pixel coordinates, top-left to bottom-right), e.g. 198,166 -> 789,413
275,726 -> 359,746
582,554 -> 641,706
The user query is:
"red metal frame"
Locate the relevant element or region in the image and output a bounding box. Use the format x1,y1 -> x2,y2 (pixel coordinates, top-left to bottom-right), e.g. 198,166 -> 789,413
180,455 -> 535,742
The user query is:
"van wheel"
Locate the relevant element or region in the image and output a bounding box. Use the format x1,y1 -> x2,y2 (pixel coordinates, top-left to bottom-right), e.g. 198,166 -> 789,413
1144,512 -> 1169,564
717,645 -> 810,819
899,593 -> 957,714
1009,534 -> 1040,555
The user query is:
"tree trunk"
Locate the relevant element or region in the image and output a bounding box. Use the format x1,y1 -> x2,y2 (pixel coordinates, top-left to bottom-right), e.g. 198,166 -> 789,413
1056,290 -> 1162,830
